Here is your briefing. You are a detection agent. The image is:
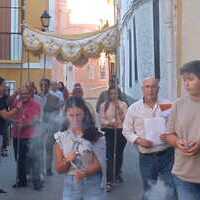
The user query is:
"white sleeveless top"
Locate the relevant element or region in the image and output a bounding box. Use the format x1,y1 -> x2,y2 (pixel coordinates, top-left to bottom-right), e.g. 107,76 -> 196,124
54,130 -> 94,175
55,129 -> 107,188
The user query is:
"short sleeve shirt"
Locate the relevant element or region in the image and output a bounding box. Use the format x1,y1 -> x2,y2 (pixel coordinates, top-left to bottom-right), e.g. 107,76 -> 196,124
0,96 -> 9,135
167,96 -> 200,183
55,130 -> 93,174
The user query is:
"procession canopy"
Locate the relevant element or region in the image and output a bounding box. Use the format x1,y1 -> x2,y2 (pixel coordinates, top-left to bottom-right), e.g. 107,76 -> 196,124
23,25 -> 119,65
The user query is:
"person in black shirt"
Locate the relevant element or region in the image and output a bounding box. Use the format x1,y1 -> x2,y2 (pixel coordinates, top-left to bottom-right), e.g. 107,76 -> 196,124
0,77 -> 8,194
0,86 -> 10,157
0,77 -> 21,194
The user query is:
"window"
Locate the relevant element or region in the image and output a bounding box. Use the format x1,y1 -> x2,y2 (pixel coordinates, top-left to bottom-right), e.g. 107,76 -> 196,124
5,80 -> 16,95
100,63 -> 107,79
128,29 -> 132,88
99,52 -> 107,80
153,0 -> 160,79
87,64 -> 95,80
133,17 -> 138,82
0,0 -> 23,62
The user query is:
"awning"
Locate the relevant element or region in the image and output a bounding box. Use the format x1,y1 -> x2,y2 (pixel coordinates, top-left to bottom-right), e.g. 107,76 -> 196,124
23,25 -> 119,65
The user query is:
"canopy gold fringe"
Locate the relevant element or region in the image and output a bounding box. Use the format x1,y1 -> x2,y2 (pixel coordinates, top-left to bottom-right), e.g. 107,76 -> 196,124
23,25 -> 119,65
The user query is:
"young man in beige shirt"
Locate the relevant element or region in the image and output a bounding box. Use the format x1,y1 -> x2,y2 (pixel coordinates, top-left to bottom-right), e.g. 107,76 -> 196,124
123,77 -> 176,200
161,60 -> 200,200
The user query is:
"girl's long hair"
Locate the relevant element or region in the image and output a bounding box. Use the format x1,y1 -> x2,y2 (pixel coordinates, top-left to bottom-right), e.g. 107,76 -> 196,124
104,86 -> 123,113
62,96 -> 101,143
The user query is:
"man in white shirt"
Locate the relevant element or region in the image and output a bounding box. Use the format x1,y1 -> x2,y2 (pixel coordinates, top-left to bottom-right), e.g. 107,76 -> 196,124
123,77 -> 176,200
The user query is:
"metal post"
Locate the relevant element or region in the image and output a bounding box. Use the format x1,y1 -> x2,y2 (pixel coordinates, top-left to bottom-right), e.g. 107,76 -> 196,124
43,53 -> 46,78
16,11 -> 25,186
112,76 -> 118,184
42,27 -> 48,78
113,117 -> 117,184
113,1 -> 120,184
27,50 -> 30,81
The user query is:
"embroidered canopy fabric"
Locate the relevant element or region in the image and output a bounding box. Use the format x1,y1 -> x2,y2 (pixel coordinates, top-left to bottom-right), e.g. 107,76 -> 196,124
23,25 -> 119,65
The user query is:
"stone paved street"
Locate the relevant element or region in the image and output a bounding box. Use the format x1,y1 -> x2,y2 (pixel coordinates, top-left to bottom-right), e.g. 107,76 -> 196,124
0,144 -> 143,200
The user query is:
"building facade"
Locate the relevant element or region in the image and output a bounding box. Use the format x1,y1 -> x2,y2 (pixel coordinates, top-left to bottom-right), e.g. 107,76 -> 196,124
118,0 -> 177,101
0,0 -> 113,95
175,0 -> 200,95
50,0 -> 113,98
0,0 -> 52,90
118,0 -> 200,100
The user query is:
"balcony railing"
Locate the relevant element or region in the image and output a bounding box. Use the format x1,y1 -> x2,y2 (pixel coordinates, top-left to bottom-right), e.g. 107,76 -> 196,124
0,1 -> 22,62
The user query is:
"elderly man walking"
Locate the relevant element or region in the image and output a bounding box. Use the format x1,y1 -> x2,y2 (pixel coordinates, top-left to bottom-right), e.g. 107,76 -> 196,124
12,87 -> 42,190
123,77 -> 176,200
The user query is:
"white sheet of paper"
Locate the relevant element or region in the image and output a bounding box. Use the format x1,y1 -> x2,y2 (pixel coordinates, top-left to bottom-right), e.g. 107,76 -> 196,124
144,117 -> 166,146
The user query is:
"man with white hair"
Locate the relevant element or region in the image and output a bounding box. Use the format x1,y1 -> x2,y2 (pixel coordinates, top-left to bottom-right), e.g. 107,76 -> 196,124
123,77 -> 176,200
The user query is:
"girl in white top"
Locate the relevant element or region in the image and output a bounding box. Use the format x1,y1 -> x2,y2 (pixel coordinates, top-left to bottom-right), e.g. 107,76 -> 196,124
54,96 -> 106,200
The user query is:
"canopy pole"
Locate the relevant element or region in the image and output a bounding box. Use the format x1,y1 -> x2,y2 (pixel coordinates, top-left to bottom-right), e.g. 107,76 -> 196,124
43,53 -> 46,78
27,50 -> 30,81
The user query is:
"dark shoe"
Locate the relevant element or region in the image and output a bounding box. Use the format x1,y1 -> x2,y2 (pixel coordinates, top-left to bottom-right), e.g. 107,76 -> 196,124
12,182 -> 27,188
26,174 -> 32,183
106,183 -> 112,192
1,147 -> 8,156
0,188 -> 7,193
46,169 -> 53,176
33,183 -> 43,191
1,152 -> 8,157
115,175 -> 124,184
1,149 -> 8,157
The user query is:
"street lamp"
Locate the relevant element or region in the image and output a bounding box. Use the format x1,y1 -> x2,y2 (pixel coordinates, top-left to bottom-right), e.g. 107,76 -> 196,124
40,10 -> 51,32
40,10 -> 51,77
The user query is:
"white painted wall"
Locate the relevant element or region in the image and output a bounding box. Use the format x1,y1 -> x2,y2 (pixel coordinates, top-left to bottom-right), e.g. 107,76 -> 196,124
159,0 -> 177,100
121,0 -> 131,17
119,0 -> 177,101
